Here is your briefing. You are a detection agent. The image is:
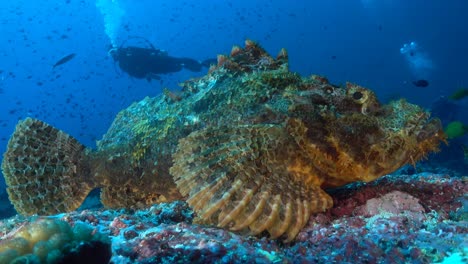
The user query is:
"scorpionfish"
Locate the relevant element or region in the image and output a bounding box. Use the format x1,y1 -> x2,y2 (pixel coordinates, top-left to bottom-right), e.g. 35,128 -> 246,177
2,40 -> 445,242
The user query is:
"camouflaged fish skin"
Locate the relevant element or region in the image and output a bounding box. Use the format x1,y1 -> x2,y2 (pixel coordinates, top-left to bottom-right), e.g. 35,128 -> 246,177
2,40 -> 445,241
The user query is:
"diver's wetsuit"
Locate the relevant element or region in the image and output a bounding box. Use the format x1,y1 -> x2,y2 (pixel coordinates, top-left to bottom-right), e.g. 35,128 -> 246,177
110,46 -> 214,81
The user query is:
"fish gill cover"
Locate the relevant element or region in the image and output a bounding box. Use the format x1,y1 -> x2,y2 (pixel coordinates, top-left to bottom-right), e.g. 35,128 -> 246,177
1,40 -> 446,242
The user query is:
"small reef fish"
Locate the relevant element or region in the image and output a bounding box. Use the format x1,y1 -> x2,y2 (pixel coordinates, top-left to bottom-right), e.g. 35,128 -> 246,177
1,40 -> 446,242
412,79 -> 429,87
52,53 -> 76,68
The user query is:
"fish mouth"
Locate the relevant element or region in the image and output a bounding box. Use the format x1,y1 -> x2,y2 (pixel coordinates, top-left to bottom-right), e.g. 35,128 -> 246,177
388,100 -> 446,146
311,98 -> 447,187
415,118 -> 447,150
379,101 -> 447,168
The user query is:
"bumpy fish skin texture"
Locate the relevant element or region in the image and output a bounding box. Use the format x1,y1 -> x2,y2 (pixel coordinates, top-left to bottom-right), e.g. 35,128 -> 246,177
2,40 -> 445,241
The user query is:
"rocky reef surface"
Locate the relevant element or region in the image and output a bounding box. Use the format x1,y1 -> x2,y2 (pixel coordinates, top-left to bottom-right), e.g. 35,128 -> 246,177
1,171 -> 466,263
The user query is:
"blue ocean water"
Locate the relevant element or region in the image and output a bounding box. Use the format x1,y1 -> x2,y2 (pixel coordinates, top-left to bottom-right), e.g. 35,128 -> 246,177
0,0 -> 467,245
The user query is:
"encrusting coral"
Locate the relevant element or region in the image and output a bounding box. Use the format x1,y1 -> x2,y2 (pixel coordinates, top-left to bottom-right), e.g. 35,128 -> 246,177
1,40 -> 446,241
0,218 -> 110,263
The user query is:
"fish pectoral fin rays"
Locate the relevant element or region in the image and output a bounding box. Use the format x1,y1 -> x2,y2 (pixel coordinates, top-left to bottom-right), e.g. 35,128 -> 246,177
1,118 -> 96,215
170,124 -> 333,241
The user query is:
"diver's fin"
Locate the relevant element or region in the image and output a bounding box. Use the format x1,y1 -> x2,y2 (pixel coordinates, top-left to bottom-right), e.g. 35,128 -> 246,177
170,124 -> 333,242
1,118 -> 95,215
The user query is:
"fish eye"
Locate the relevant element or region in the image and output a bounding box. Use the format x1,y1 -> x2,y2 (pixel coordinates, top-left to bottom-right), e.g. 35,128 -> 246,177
352,91 -> 363,100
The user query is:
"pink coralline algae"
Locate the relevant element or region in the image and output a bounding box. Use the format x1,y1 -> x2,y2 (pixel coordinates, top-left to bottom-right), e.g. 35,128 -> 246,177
355,190 -> 426,217
293,173 -> 467,263
0,172 -> 466,263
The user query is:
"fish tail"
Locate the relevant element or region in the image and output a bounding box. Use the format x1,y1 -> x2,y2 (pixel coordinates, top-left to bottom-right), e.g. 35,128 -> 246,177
1,118 -> 96,215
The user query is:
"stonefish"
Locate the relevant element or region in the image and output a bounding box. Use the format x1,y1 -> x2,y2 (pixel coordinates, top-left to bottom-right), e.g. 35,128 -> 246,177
2,40 -> 445,241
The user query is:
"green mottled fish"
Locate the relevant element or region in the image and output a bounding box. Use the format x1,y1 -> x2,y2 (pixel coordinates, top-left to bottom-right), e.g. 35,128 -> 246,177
448,88 -> 468,100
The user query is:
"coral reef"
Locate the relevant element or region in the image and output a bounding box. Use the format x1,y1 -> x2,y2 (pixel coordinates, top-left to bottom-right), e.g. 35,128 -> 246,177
2,40 -> 446,241
292,172 -> 467,263
0,218 -> 110,263
0,172 -> 464,263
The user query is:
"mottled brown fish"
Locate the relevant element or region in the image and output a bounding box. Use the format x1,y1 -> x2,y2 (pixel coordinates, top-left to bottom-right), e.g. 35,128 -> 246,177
1,40 -> 446,242
52,53 -> 76,68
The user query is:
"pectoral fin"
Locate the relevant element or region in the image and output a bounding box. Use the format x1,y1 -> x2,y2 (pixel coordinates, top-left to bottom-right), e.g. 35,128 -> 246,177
170,124 -> 333,241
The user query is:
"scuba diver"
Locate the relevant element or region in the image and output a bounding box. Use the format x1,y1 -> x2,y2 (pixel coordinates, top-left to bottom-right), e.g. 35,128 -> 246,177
109,37 -> 216,81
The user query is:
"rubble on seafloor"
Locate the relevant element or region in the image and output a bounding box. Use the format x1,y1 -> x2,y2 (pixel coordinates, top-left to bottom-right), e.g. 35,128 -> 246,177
0,172 -> 466,263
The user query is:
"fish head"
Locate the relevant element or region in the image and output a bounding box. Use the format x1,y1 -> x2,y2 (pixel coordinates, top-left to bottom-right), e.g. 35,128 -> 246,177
285,79 -> 446,187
